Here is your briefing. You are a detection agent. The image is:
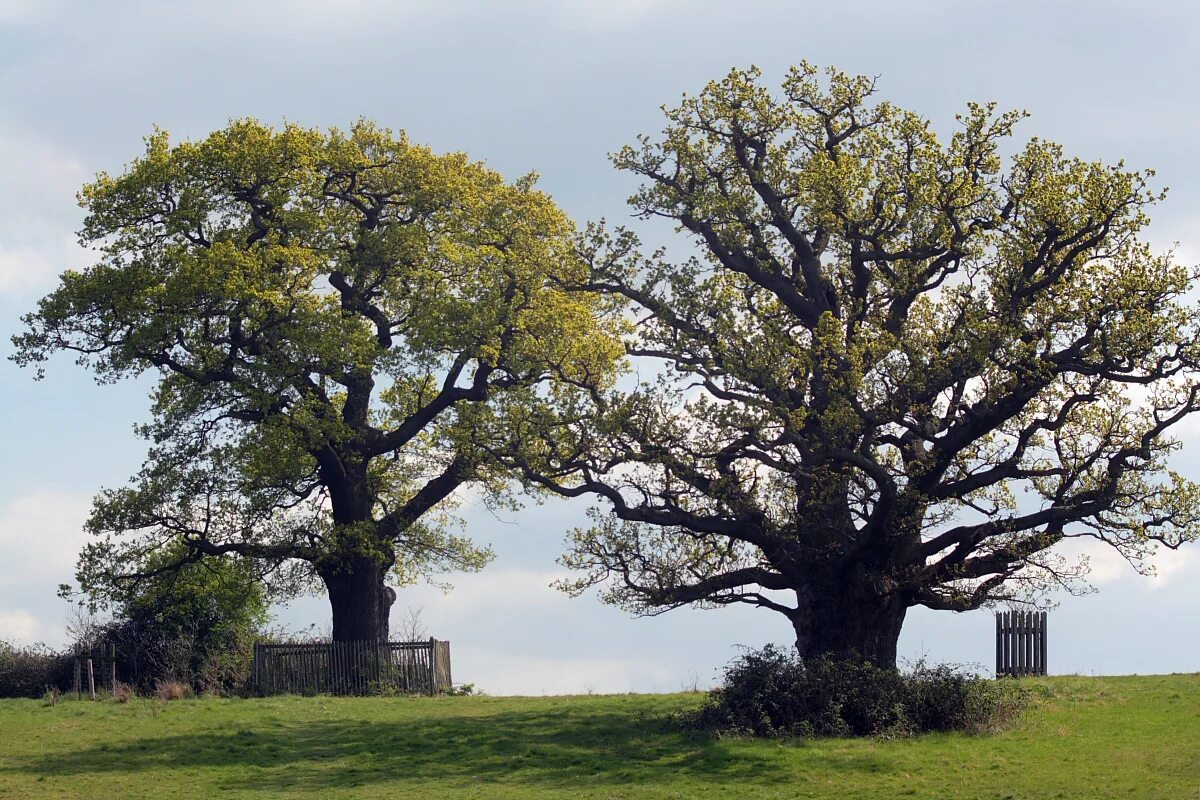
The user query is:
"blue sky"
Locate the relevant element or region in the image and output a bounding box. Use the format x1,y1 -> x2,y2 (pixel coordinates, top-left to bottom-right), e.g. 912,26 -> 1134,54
1,0 -> 1197,693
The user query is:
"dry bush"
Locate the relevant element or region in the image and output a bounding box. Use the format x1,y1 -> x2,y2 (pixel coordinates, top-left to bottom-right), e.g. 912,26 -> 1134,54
155,680 -> 191,701
390,606 -> 428,642
111,682 -> 135,703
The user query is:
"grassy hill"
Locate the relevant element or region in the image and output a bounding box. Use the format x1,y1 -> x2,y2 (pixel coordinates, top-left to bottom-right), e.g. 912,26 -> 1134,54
0,675 -> 1197,798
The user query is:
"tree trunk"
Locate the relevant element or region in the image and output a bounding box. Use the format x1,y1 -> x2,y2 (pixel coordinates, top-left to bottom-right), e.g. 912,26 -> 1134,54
321,558 -> 396,642
791,584 -> 907,668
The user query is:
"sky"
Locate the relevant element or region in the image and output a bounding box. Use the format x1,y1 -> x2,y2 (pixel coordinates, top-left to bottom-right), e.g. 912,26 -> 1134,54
1,0 -> 1198,694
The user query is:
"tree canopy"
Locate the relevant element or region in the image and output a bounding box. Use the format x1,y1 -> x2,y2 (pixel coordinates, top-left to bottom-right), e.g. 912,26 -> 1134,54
14,119 -> 623,640
504,64 -> 1200,665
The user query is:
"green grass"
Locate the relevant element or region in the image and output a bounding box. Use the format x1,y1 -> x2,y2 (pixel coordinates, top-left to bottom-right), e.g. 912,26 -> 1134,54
1,675 -> 1197,798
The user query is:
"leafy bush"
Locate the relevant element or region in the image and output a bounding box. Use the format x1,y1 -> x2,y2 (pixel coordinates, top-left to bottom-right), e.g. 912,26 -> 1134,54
691,645 -> 1027,738
0,640 -> 74,699
69,548 -> 269,696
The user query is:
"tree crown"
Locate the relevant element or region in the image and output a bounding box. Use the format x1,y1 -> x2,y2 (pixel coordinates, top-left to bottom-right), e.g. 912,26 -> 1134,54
509,64 -> 1200,618
15,119 -> 624,604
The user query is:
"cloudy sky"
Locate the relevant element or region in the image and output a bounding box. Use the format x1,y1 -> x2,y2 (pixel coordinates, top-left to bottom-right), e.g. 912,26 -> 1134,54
1,0 -> 1198,694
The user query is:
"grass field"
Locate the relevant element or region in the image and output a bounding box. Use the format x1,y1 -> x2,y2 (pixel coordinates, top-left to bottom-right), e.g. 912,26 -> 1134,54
0,675 -> 1197,799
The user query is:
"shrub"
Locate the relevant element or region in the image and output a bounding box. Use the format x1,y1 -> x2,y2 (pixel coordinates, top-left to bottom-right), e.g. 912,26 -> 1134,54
155,680 -> 191,701
111,682 -> 136,703
0,640 -> 74,699
690,645 -> 1027,738
67,548 -> 269,696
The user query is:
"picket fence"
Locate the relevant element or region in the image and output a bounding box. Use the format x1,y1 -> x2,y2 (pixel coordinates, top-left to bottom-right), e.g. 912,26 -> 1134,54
253,638 -> 452,696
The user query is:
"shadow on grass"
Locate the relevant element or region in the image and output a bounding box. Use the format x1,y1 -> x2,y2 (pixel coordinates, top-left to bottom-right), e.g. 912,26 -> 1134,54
6,703 -> 896,791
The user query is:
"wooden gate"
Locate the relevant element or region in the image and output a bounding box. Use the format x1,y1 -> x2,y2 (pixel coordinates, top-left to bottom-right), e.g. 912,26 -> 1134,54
995,610 -> 1047,676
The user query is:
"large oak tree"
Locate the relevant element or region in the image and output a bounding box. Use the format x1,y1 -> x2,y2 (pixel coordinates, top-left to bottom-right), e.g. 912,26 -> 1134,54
506,65 -> 1200,666
13,120 -> 622,642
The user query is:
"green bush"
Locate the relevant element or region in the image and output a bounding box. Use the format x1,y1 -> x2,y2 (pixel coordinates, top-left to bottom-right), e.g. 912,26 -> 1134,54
68,548 -> 270,696
0,640 -> 74,698
90,614 -> 261,697
691,645 -> 1027,738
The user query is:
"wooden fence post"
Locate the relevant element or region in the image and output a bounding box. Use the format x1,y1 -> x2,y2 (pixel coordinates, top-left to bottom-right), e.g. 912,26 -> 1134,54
73,659 -> 81,700
1014,611 -> 1022,675
86,658 -> 95,701
1019,611 -> 1025,675
1040,610 -> 1048,675
109,643 -> 117,694
1032,611 -> 1040,676
1033,611 -> 1040,674
428,638 -> 438,696
996,612 -> 1002,676
1009,611 -> 1018,675
1022,611 -> 1030,675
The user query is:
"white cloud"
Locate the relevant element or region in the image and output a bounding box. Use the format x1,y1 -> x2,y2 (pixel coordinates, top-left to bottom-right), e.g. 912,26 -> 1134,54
0,489 -> 93,580
1146,543 -> 1197,589
417,567 -> 568,608
0,242 -> 56,295
1070,537 -> 1132,586
0,490 -> 93,646
0,610 -> 38,642
273,565 -> 698,694
0,125 -> 93,295
396,566 -> 691,694
0,127 -> 87,221
1057,535 -> 1200,590
0,230 -> 92,295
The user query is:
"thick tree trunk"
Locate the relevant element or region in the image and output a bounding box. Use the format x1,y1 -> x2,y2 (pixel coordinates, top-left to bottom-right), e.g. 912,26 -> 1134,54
318,460 -> 399,643
321,558 -> 396,642
791,585 -> 907,668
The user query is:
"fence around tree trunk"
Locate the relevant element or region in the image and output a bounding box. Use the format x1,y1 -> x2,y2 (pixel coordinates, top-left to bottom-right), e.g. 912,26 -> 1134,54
995,610 -> 1047,677
252,638 -> 452,696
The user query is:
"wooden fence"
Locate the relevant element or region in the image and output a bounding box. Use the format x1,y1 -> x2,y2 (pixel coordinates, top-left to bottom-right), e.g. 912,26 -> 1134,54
72,643 -> 118,700
995,610 -> 1047,676
253,638 -> 451,696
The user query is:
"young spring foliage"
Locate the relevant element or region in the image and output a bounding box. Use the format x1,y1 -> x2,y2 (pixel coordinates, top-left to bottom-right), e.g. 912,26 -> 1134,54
503,65 -> 1200,664
13,120 -> 624,640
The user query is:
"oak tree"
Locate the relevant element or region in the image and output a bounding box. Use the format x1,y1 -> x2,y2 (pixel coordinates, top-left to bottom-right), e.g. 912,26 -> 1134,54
14,120 -> 622,642
508,65 -> 1200,666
